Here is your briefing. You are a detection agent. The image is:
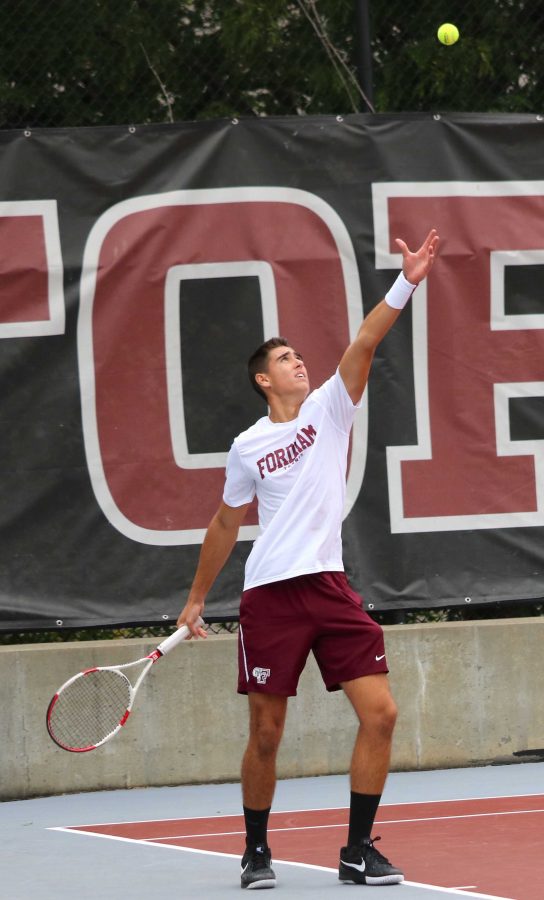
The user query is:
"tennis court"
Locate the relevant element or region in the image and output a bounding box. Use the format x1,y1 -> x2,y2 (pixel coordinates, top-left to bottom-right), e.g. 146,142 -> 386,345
4,761 -> 542,899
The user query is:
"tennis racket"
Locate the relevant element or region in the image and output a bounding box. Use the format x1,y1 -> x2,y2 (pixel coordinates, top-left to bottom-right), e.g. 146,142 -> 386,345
46,618 -> 204,753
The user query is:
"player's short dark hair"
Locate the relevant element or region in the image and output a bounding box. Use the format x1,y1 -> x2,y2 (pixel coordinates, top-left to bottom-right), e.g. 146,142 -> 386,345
248,337 -> 289,401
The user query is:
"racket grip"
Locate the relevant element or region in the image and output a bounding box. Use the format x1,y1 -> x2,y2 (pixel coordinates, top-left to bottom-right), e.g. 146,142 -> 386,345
156,616 -> 204,656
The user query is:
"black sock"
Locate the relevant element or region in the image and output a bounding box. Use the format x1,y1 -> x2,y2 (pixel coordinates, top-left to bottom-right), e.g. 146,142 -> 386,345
244,805 -> 271,848
347,792 -> 381,846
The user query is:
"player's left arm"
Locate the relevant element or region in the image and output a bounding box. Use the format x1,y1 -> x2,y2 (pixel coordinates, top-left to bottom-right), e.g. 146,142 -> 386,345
339,228 -> 440,403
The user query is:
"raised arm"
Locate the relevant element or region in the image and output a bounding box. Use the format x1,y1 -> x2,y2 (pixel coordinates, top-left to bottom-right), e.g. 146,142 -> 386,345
176,500 -> 251,637
339,228 -> 440,403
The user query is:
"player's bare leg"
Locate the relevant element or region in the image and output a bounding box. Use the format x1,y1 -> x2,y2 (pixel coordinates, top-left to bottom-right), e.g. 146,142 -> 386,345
338,673 -> 403,885
341,673 -> 397,793
242,692 -> 288,808
240,693 -> 287,889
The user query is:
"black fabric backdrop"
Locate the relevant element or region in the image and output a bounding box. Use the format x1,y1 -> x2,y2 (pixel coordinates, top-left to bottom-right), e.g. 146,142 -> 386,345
1,113 -> 544,630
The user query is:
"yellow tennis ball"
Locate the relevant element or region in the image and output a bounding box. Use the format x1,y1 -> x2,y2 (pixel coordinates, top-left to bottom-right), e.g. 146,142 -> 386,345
437,23 -> 459,45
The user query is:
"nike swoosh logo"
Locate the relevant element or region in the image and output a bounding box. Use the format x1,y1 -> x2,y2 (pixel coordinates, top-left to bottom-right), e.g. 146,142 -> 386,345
342,860 -> 366,873
241,863 -> 249,874
375,654 -> 385,661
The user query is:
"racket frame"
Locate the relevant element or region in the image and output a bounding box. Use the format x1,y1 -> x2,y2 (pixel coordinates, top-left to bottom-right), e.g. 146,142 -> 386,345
46,619 -> 203,752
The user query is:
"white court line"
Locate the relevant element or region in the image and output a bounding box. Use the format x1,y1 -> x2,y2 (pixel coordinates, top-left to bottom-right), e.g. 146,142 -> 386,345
48,790 -> 544,830
47,828 -> 515,899
118,806 -> 544,842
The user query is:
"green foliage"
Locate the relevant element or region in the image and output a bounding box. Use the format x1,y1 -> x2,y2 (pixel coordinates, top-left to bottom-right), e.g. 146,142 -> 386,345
373,600 -> 544,626
0,621 -> 238,644
0,625 -> 173,644
0,0 -> 357,126
371,0 -> 544,112
1,1 -> 542,127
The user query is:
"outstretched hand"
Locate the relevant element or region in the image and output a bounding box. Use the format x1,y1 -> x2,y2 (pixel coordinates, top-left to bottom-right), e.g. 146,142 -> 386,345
395,228 -> 440,285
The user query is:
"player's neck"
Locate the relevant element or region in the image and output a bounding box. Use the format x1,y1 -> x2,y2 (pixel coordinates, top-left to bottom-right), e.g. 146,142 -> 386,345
267,397 -> 303,423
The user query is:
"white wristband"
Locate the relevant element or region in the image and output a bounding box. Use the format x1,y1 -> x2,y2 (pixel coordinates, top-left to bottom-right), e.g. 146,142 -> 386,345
385,272 -> 417,310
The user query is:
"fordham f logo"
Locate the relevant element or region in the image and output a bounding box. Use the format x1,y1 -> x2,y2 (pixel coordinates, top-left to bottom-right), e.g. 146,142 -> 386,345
252,667 -> 271,684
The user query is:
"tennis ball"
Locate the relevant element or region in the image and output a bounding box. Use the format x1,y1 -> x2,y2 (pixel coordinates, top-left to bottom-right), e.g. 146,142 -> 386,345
437,23 -> 459,45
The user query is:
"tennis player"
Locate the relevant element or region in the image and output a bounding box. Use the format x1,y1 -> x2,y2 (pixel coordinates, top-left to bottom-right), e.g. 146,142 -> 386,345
178,228 -> 439,889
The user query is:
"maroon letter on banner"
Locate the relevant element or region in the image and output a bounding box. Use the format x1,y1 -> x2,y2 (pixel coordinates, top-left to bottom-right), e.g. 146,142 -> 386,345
79,190 -> 361,544
380,187 -> 544,532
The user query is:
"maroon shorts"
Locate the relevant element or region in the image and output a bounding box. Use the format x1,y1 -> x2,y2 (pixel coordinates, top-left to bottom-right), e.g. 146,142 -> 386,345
237,571 -> 388,696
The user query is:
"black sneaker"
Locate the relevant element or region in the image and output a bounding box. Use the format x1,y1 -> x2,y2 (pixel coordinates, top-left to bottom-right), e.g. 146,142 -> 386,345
240,843 -> 276,890
339,836 -> 404,885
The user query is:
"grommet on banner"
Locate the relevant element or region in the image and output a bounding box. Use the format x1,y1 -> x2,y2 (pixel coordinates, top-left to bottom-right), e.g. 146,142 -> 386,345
56,619 -> 64,626
161,614 -> 169,620
368,603 -> 374,610
24,130 -> 31,137
231,117 -> 239,125
128,125 -> 136,134
336,115 -> 344,122
433,114 -> 441,121
537,115 -> 543,122
464,597 -> 472,603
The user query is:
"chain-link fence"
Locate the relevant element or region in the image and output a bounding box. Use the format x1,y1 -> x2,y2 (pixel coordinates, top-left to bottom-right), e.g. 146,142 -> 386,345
1,1 -> 542,129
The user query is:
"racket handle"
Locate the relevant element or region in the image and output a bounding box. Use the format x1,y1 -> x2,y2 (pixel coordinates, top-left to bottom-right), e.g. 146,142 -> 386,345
155,616 -> 204,657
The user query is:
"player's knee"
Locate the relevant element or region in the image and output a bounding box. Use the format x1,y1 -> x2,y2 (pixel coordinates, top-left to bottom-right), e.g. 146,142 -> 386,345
250,718 -> 284,758
361,694 -> 397,740
375,696 -> 398,738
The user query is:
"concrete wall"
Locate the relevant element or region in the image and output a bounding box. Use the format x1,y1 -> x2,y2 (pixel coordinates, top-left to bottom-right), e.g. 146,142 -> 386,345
1,617 -> 543,800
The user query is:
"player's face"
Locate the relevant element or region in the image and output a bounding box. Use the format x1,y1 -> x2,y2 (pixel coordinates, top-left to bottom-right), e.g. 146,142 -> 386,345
261,346 -> 310,400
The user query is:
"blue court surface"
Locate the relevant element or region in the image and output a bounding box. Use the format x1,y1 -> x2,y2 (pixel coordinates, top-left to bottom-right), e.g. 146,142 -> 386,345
2,762 -> 543,899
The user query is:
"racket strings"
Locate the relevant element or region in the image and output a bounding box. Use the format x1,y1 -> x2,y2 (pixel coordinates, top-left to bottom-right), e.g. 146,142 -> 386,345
48,669 -> 132,750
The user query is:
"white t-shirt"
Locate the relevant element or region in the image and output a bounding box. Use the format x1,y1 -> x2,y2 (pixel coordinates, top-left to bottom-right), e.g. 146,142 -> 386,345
223,369 -> 361,590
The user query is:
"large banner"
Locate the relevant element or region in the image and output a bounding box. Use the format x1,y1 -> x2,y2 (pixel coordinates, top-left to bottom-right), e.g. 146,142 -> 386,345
1,113 -> 544,629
